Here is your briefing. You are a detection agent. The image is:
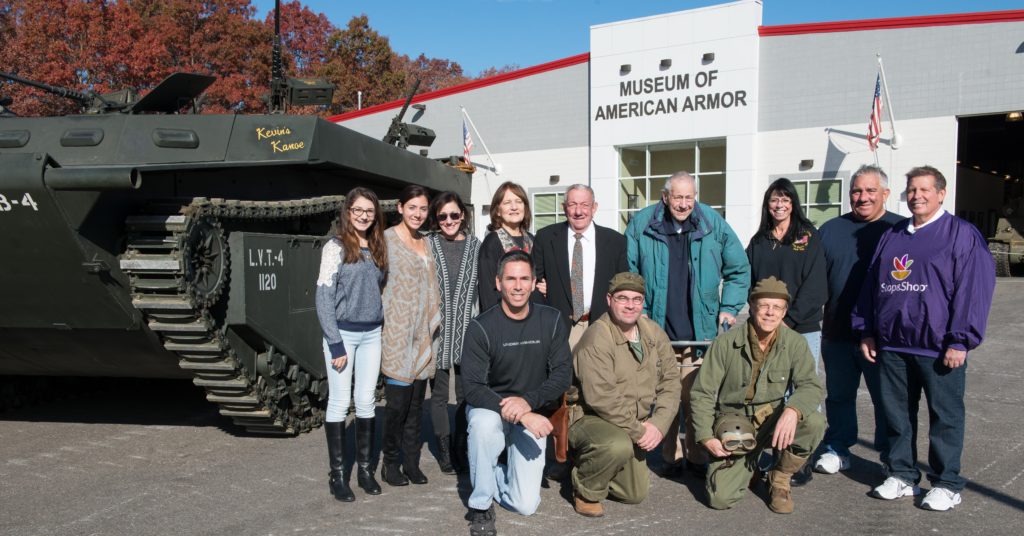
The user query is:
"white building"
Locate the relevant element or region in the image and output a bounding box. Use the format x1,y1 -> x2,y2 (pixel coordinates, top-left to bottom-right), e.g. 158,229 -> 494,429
332,0 -> 1024,243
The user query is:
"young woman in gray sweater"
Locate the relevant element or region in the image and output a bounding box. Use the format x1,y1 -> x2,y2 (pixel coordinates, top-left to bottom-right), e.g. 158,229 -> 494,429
315,187 -> 388,502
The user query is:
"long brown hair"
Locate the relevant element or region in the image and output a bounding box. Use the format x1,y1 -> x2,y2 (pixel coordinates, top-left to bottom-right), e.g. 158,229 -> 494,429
487,181 -> 531,232
337,187 -> 388,272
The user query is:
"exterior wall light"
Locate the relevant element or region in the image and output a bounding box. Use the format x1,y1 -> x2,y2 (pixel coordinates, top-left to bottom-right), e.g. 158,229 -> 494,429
620,64 -> 631,75
799,159 -> 814,170
660,59 -> 672,70
702,52 -> 715,64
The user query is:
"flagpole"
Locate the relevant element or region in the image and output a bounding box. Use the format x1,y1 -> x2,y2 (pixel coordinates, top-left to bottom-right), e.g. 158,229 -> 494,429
876,54 -> 902,149
461,106 -> 500,175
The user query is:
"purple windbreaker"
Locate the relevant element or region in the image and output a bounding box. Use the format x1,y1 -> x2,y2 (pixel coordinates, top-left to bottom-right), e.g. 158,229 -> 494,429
851,212 -> 995,358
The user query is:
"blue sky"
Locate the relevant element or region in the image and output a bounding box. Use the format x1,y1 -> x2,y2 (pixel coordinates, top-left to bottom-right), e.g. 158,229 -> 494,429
254,1 -> 1023,76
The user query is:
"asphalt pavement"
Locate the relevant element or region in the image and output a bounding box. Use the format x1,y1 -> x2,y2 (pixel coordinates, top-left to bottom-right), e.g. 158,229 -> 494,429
2,280 -> 1023,536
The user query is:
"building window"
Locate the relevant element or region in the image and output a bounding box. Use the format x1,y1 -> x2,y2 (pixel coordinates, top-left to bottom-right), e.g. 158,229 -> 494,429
617,140 -> 726,232
790,179 -> 843,228
531,191 -> 566,232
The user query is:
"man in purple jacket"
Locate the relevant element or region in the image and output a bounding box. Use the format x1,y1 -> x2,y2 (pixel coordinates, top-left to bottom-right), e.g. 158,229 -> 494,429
852,165 -> 995,512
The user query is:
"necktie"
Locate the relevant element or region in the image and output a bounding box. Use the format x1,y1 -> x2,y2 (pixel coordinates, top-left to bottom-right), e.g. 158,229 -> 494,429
571,233 -> 584,320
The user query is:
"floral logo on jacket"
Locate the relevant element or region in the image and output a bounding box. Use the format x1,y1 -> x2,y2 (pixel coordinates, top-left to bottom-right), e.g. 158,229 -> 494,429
890,254 -> 913,281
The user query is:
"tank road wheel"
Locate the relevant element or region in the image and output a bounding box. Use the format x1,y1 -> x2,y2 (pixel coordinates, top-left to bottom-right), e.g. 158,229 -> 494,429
990,241 -> 1011,277
183,217 -> 228,307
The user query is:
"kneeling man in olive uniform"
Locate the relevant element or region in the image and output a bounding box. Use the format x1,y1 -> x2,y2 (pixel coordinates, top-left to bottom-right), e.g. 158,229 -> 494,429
691,277 -> 825,513
569,272 -> 681,517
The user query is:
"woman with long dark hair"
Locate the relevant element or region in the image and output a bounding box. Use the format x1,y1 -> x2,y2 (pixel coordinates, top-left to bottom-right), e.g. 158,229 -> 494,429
380,185 -> 441,486
747,178 -> 827,357
315,187 -> 388,502
477,181 -> 536,311
424,191 -> 480,474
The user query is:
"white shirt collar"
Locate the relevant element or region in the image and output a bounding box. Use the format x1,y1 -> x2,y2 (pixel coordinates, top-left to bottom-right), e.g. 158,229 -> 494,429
569,221 -> 595,241
907,209 -> 946,234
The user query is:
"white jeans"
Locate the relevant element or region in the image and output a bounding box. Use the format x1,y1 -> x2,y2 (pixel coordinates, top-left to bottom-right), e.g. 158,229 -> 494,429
322,326 -> 382,422
466,405 -> 546,515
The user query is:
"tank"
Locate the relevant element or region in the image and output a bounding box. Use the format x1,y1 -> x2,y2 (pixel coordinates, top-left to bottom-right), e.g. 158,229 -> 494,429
0,66 -> 470,434
988,217 -> 1024,277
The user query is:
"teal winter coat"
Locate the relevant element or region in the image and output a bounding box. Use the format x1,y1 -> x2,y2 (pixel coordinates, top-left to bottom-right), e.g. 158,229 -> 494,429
625,201 -> 750,344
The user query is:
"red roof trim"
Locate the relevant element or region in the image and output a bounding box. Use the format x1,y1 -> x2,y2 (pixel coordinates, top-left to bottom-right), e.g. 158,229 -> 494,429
330,52 -> 590,122
759,9 -> 1024,36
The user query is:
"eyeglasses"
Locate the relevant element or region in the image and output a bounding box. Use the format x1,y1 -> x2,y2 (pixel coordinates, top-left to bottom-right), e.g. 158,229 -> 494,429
668,194 -> 696,203
612,295 -> 644,305
349,207 -> 375,217
436,211 -> 462,222
755,303 -> 786,313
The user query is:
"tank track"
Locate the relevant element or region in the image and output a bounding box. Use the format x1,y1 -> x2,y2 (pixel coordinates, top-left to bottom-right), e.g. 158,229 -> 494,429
119,196 -> 347,435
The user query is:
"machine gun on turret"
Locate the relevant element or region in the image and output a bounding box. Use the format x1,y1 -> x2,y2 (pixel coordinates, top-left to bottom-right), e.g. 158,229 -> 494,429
0,71 -> 134,114
0,70 -> 217,115
267,0 -> 333,114
382,78 -> 436,149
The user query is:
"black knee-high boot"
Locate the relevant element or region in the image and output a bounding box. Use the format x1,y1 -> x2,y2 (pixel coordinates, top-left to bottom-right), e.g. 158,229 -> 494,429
381,383 -> 412,486
355,417 -> 381,495
402,379 -> 429,484
324,421 -> 355,502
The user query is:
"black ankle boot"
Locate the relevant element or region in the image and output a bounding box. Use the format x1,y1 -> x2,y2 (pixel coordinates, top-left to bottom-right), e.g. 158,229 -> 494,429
436,434 -> 455,474
324,421 -> 355,502
381,462 -> 409,486
355,417 -> 381,495
382,383 -> 413,487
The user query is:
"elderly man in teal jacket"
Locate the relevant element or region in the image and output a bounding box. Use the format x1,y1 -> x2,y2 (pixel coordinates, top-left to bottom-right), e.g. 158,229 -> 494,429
625,171 -> 750,475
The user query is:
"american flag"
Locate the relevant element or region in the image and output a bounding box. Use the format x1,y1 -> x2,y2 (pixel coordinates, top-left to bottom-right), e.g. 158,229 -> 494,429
463,119 -> 474,165
867,74 -> 883,151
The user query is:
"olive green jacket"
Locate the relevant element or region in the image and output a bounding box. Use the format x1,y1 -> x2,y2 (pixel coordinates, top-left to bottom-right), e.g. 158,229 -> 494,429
572,313 -> 681,442
690,320 -> 823,443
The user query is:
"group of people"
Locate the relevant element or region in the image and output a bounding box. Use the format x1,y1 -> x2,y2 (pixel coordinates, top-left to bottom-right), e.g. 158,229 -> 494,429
315,164 -> 996,535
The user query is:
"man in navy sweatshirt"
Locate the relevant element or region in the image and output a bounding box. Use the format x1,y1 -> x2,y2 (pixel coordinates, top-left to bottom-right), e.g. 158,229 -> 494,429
462,250 -> 572,536
815,165 -> 903,475
852,165 -> 995,512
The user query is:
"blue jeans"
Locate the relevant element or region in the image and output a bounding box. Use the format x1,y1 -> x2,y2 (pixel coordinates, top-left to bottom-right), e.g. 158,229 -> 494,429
466,406 -> 546,515
322,326 -> 382,422
802,330 -> 822,376
821,338 -> 887,456
785,331 -> 823,409
878,350 -> 966,491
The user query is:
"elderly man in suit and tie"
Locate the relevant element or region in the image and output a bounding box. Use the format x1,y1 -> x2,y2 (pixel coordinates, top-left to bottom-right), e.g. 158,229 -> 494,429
533,184 -> 629,348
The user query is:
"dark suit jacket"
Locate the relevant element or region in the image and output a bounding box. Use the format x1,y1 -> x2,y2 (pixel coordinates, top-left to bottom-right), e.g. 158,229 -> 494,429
533,222 -> 628,329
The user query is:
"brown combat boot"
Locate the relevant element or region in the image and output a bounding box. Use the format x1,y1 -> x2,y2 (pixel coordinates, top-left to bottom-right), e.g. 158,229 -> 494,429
573,492 -> 605,517
768,450 -> 809,514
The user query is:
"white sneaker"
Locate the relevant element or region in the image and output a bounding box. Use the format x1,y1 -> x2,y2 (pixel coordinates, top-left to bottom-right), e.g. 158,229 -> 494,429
921,487 -> 962,511
814,452 -> 850,474
871,477 -> 921,500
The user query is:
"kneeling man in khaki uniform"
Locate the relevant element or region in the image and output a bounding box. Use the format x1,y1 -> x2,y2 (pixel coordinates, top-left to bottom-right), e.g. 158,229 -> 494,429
691,277 -> 825,513
569,272 -> 681,517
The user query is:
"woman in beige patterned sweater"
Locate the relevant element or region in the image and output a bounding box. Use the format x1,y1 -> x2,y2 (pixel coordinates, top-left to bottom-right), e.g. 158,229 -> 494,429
380,185 -> 441,487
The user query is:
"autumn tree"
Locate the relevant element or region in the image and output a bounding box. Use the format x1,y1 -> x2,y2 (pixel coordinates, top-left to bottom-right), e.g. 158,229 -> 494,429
396,53 -> 468,93
130,0 -> 271,113
476,64 -> 521,79
0,1 -> 520,117
0,0 -> 165,116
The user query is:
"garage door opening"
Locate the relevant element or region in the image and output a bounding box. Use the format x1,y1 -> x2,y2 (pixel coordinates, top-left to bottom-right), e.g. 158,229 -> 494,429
956,112 -> 1024,276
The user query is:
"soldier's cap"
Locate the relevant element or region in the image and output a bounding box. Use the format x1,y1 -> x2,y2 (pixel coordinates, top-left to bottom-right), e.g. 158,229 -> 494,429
608,272 -> 645,295
749,276 -> 790,302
